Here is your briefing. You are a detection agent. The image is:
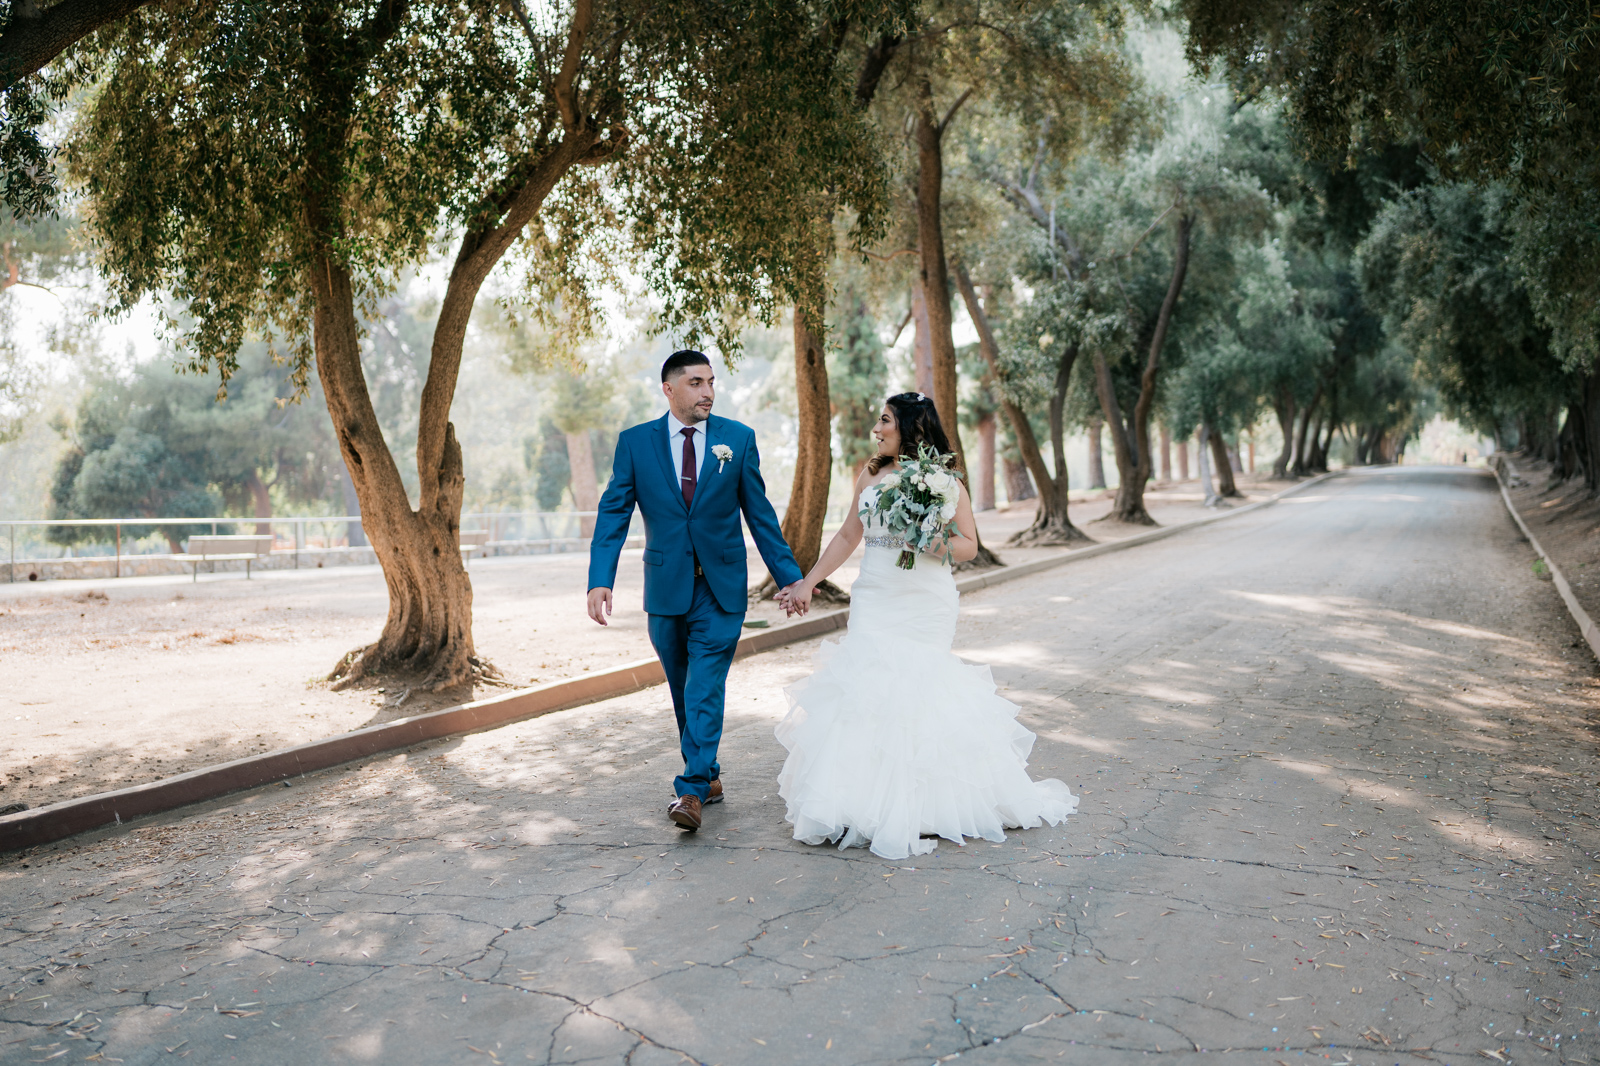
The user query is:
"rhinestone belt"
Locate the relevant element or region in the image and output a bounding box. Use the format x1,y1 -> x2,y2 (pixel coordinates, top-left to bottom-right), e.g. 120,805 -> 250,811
863,535 -> 904,549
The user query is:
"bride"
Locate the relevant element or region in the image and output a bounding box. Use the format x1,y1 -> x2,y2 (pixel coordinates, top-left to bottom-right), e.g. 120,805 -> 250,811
774,393 -> 1077,859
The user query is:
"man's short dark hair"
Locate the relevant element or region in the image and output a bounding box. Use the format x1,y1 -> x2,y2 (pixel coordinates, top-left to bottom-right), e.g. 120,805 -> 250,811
662,349 -> 713,382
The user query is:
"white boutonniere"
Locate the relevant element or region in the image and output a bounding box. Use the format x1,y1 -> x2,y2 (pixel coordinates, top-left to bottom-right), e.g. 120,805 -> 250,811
712,444 -> 733,472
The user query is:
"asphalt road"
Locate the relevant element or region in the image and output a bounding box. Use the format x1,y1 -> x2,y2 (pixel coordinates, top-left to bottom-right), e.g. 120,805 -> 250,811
3,466 -> 1598,1065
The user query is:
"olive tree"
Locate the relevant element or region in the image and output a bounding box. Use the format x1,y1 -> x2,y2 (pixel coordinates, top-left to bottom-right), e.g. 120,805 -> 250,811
69,0 -> 887,692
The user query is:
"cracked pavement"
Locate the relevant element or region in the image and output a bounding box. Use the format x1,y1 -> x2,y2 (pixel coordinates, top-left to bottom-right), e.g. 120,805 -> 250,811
3,466 -> 1598,1065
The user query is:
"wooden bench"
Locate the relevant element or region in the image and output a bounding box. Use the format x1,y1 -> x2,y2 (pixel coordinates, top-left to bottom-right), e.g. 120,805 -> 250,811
174,534 -> 275,581
459,529 -> 490,561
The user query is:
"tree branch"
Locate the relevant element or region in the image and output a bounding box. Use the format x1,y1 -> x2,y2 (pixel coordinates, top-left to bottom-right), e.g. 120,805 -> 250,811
0,0 -> 149,92
939,86 -> 974,133
552,0 -> 592,132
854,32 -> 901,108
860,247 -> 918,263
350,0 -> 410,62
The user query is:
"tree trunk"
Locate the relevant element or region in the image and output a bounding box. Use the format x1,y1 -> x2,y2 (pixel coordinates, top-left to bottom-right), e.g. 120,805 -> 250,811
566,430 -> 599,537
783,301 -> 832,576
1272,391 -> 1297,477
314,2 -> 609,693
1158,424 -> 1172,482
910,280 -> 936,396
1087,416 -> 1107,488
914,79 -> 999,569
975,413 -> 996,511
954,262 -> 1084,545
245,471 -> 273,536
1198,424 -> 1219,505
1583,374 -> 1600,497
339,455 -> 368,547
1291,383 -> 1323,477
1555,401 -> 1585,482
760,299 -> 847,604
1176,433 -> 1189,481
1304,415 -> 1326,473
1210,429 -> 1240,497
1094,213 -> 1192,525
1004,457 -> 1035,502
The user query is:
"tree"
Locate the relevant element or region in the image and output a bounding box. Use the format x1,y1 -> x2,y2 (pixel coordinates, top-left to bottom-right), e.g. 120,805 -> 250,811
1182,0 -> 1600,469
48,347 -> 339,550
68,0 -> 889,692
858,0 -> 1139,559
1,0 -> 162,219
956,260 -> 1088,544
762,21 -> 905,603
1359,182 -> 1573,476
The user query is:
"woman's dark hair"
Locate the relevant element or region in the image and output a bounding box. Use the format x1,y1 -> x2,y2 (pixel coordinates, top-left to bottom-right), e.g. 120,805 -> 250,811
867,392 -> 953,474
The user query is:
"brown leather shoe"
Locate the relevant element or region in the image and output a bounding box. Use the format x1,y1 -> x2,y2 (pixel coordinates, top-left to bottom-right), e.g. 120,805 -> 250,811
706,778 -> 723,805
667,794 -> 703,830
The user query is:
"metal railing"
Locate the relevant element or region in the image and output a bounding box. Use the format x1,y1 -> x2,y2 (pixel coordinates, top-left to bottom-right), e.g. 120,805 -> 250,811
1,510 -> 645,581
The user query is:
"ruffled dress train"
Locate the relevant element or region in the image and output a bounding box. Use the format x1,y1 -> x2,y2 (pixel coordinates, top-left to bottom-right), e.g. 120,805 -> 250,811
775,514 -> 1077,860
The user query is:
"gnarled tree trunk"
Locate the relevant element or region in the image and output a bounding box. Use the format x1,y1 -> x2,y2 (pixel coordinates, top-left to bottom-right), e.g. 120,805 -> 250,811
753,298 -> 848,604
1209,428 -> 1239,497
1095,212 -> 1192,525
954,262 -> 1086,546
1271,390 -> 1297,477
914,77 -> 1000,569
320,3 -> 617,693
1290,383 -> 1323,477
1004,457 -> 1035,502
1087,416 -> 1107,488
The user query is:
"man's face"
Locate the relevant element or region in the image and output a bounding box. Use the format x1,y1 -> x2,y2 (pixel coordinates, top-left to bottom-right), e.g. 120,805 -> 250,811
663,363 -> 715,424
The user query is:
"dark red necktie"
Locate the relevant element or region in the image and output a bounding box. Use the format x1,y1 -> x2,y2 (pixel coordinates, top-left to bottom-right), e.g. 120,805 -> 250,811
680,426 -> 697,506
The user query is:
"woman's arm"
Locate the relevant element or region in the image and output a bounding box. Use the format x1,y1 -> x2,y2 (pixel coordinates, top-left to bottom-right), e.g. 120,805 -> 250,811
782,470 -> 871,614
941,481 -> 980,563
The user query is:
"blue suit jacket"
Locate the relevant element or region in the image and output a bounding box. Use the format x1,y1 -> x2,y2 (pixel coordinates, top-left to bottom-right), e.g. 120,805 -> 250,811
587,413 -> 802,616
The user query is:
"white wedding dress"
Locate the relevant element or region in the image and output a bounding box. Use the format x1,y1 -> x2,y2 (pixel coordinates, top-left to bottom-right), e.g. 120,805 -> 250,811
775,493 -> 1078,860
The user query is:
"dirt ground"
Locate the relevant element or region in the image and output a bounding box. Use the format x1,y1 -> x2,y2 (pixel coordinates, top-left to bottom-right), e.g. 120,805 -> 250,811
1501,453 -> 1600,626
1,474 -> 1287,810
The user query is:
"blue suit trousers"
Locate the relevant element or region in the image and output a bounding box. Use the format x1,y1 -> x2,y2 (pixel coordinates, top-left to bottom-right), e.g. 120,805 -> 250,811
646,575 -> 744,801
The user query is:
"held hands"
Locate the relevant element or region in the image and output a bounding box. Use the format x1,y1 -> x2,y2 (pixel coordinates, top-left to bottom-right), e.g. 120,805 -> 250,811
776,581 -> 813,618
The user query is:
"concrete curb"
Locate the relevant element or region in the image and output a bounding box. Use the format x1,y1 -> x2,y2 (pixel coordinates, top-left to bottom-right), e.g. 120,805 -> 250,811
1489,456 -> 1600,662
1,471 -> 1336,853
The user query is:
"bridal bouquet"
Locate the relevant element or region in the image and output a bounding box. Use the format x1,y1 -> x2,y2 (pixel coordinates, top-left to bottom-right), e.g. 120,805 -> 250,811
859,443 -> 963,569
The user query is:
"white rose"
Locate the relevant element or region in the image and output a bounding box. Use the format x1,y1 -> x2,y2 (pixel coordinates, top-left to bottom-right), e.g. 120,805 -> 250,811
912,473 -> 927,487
940,500 -> 957,520
880,471 -> 901,489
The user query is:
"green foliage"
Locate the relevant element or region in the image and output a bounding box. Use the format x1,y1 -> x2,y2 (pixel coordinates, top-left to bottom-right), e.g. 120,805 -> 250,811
829,288 -> 889,472
65,1 -> 898,388
1358,182 -> 1570,435
47,347 -> 340,544
1181,0 -> 1600,375
0,40 -> 84,220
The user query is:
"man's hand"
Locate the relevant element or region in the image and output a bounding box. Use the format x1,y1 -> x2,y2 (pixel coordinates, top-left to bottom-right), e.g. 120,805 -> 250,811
779,581 -> 813,617
587,587 -> 613,626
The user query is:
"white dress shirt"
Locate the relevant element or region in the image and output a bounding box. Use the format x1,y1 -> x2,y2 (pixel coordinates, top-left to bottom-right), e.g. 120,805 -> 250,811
667,411 -> 708,488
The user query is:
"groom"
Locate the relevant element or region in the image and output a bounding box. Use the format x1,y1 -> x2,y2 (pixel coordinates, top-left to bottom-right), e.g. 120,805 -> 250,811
586,350 -> 805,830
